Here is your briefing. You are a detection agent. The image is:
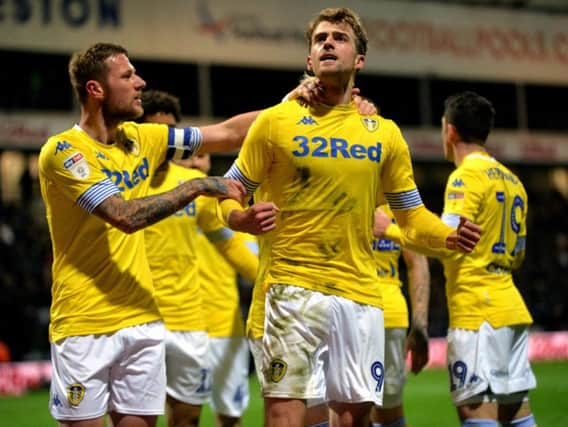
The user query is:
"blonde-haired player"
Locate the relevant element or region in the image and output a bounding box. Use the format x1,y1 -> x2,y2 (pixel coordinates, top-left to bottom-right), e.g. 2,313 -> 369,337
41,43 -> 249,427
219,8 -> 480,426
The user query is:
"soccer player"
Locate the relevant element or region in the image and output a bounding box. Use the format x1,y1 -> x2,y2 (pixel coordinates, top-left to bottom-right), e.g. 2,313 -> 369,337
439,92 -> 537,427
39,42 -> 254,427
140,89 -> 257,427
217,8 -> 481,427
190,154 -> 257,427
370,204 -> 431,427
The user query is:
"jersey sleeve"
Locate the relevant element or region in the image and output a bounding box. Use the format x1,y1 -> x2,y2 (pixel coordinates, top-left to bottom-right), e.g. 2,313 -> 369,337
442,167 -> 484,227
39,137 -> 120,212
224,109 -> 273,199
197,195 -> 228,233
380,122 -> 423,210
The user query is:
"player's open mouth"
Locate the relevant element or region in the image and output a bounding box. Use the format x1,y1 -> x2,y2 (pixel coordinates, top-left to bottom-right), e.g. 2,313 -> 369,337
320,54 -> 337,62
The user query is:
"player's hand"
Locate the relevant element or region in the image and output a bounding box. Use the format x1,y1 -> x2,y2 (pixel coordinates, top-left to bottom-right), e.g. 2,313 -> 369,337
192,177 -> 246,203
284,75 -> 325,107
406,324 -> 429,374
352,88 -> 378,115
372,207 -> 391,238
445,216 -> 481,253
228,201 -> 279,235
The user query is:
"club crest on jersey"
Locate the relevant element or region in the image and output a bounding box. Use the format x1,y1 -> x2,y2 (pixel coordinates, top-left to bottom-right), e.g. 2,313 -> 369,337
267,359 -> 287,383
63,152 -> 90,179
361,117 -> 378,132
67,383 -> 85,406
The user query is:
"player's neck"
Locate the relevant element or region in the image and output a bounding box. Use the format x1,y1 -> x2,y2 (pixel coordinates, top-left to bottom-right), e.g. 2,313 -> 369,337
79,108 -> 121,145
454,142 -> 486,166
318,75 -> 354,105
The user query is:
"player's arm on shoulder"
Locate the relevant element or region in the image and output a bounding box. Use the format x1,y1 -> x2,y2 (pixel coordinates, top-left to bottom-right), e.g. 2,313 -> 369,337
283,73 -> 378,115
93,177 -> 245,234
402,248 -> 431,374
211,231 -> 259,283
197,111 -> 261,154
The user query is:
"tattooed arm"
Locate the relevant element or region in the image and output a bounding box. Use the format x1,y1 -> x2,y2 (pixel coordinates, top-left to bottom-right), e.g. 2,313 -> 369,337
94,177 -> 246,234
402,248 -> 431,374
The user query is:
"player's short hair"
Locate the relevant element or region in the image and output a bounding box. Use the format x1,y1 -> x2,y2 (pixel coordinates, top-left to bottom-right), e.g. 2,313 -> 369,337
68,42 -> 128,103
444,91 -> 495,144
305,7 -> 368,56
140,90 -> 182,124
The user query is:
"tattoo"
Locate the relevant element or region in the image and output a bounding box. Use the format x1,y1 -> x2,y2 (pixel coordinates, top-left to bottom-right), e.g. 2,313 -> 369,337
193,177 -> 228,196
94,176 -> 230,233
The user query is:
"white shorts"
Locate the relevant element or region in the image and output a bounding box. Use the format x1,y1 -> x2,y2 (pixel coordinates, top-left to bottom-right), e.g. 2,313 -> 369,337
380,328 -> 407,408
261,285 -> 384,405
447,322 -> 537,405
165,329 -> 210,405
209,336 -> 250,417
49,321 -> 166,421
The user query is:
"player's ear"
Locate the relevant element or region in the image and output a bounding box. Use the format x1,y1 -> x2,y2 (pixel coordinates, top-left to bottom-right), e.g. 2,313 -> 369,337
306,54 -> 315,73
447,123 -> 460,142
86,80 -> 104,100
354,54 -> 365,72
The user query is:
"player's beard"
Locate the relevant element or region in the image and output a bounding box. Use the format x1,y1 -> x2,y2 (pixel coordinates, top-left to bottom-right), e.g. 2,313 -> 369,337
102,96 -> 142,122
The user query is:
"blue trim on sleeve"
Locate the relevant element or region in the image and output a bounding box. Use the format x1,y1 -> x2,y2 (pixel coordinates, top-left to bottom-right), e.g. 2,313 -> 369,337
77,178 -> 121,213
225,163 -> 259,197
384,189 -> 423,210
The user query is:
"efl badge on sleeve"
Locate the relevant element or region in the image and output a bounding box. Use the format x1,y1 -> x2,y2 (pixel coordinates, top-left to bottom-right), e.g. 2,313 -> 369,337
361,117 -> 378,132
67,383 -> 85,406
63,152 -> 90,179
268,358 -> 287,383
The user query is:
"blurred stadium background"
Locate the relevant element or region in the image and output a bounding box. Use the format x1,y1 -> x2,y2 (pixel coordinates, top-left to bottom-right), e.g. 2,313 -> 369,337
0,0 -> 567,423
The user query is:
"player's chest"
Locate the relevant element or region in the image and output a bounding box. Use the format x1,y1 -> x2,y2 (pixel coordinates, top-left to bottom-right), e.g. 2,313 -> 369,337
92,146 -> 153,194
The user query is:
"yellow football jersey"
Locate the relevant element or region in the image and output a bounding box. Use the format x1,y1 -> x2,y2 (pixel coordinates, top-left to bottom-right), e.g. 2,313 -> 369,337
372,205 -> 409,328
441,151 -> 532,329
226,100 -> 422,308
39,122 -> 174,342
145,162 -> 227,331
39,122 -> 203,342
197,231 -> 245,338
